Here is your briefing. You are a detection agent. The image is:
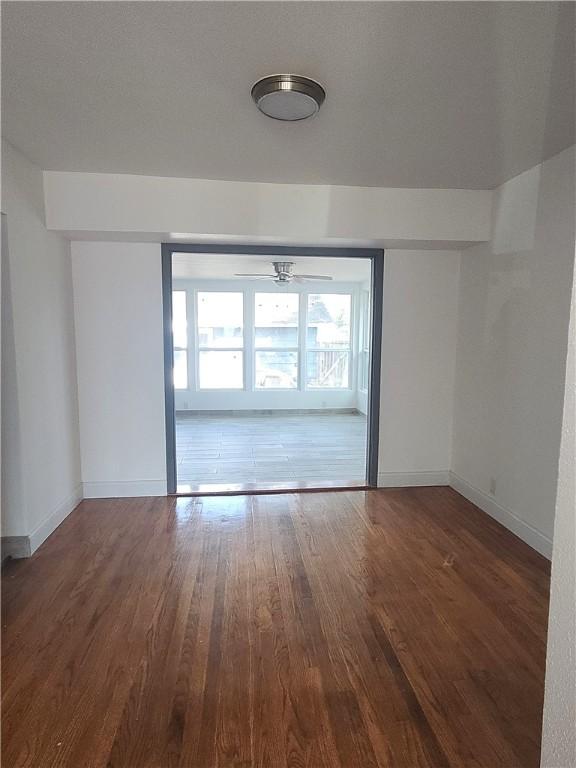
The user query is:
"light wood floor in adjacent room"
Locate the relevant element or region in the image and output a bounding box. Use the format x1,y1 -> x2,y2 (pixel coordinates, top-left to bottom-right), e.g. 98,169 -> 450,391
1,488 -> 550,768
175,411 -> 368,491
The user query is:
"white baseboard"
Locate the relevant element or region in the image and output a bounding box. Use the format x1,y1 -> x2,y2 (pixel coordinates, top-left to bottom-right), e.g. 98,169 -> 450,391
28,483 -> 83,556
82,480 -> 168,498
8,472 -> 552,563
377,470 -> 450,487
449,471 -> 552,559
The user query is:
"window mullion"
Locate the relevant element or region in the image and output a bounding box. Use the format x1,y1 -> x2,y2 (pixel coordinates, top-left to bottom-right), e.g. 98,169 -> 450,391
299,292 -> 307,391
245,286 -> 254,392
191,288 -> 199,392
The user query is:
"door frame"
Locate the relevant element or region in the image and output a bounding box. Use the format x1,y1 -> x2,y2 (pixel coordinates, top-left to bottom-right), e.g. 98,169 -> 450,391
161,243 -> 384,494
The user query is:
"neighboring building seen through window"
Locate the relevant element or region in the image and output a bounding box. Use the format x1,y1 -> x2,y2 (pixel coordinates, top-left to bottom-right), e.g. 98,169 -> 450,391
172,287 -> 355,392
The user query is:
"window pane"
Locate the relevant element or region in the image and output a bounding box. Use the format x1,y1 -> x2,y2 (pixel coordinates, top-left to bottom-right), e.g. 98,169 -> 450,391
255,351 -> 298,389
172,291 -> 187,348
359,349 -> 369,391
199,351 -> 243,389
173,350 -> 188,389
255,293 -> 299,347
307,294 -> 351,348
198,292 -> 243,348
307,351 -> 349,388
360,290 -> 370,347
359,291 -> 370,391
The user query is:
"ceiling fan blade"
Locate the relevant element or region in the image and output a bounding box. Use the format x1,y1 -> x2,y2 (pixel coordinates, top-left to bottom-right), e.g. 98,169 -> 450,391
293,274 -> 333,281
234,273 -> 275,278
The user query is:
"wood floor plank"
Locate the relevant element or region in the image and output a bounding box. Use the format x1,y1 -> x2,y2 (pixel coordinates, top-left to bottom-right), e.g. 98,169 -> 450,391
1,488 -> 550,768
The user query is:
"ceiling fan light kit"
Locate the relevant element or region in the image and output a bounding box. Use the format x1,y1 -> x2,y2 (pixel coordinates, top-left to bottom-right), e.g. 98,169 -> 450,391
251,74 -> 326,121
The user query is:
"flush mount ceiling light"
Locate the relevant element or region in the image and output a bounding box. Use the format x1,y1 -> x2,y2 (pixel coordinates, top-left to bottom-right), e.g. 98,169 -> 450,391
251,74 -> 326,121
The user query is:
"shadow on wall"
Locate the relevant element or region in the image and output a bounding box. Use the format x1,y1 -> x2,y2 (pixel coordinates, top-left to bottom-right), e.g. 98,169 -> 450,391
1,213 -> 26,538
492,166 -> 541,254
489,1 -> 574,207
491,2 -> 573,256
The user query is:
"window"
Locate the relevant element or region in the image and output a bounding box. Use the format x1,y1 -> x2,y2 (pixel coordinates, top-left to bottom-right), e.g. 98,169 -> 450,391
197,292 -> 244,389
359,290 -> 371,391
255,293 -> 299,389
306,294 -> 351,388
172,290 -> 188,389
172,287 -> 357,394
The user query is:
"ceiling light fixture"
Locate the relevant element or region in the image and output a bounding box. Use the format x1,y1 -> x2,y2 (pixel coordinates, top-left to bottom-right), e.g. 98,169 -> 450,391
235,261 -> 333,284
251,74 -> 325,121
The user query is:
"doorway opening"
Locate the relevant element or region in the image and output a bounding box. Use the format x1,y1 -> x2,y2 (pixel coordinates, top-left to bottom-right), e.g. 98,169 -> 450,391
162,245 -> 383,494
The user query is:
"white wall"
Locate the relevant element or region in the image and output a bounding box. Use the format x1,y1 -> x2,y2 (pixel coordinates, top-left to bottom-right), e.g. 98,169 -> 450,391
44,171 -> 491,247
0,214 -> 5,537
72,242 -> 167,498
70,242 -> 461,494
1,140 -> 81,553
378,250 -> 461,487
451,146 -> 575,557
541,247 -> 576,768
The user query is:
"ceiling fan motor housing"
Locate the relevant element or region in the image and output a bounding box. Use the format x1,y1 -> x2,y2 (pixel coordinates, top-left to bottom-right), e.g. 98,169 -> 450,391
273,262 -> 294,281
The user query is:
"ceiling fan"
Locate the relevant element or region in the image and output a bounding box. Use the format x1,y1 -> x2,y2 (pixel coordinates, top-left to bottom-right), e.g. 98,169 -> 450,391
235,261 -> 333,285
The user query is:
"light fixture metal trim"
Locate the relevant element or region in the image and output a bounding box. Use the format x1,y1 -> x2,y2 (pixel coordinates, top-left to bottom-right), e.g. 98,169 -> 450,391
251,74 -> 326,121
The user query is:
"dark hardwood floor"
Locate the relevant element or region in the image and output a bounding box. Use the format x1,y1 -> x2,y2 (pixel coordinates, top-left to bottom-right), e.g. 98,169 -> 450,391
1,488 -> 550,768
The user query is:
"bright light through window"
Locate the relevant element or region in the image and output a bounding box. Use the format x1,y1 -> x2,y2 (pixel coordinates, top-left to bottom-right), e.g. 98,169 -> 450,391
255,293 -> 299,389
199,351 -> 243,389
255,350 -> 298,389
172,291 -> 188,389
306,294 -> 351,388
172,288 -> 355,393
359,290 -> 370,391
307,294 -> 351,348
306,351 -> 349,388
172,291 -> 187,349
198,292 -> 243,348
197,292 -> 244,389
173,349 -> 188,389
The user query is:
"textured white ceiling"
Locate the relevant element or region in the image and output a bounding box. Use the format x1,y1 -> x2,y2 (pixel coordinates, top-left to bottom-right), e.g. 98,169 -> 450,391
172,253 -> 372,282
2,2 -> 574,189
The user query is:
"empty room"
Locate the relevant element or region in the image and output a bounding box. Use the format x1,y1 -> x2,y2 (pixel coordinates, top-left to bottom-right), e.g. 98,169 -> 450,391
168,250 -> 375,492
1,2 -> 575,767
